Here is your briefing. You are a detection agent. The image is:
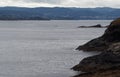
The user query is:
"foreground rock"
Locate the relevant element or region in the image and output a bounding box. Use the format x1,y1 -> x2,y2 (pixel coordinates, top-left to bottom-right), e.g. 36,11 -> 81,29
72,42 -> 120,77
72,52 -> 120,72
76,18 -> 120,51
73,43 -> 120,71
74,68 -> 120,77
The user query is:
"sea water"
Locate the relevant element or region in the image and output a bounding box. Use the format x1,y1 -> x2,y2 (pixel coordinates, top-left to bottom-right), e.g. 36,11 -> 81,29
0,20 -> 111,77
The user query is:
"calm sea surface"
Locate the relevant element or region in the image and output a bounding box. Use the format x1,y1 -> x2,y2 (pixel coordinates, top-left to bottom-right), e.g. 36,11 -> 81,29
0,20 -> 111,77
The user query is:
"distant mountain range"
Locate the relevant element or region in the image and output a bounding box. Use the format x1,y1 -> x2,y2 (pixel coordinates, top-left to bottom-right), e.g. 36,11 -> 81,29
0,7 -> 120,20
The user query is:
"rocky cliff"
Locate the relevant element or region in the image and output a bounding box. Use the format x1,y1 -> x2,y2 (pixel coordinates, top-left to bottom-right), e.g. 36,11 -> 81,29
72,18 -> 120,77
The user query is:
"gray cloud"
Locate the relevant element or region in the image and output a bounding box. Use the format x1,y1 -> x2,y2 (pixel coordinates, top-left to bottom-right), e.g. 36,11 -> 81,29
21,0 -> 63,4
0,0 -> 120,8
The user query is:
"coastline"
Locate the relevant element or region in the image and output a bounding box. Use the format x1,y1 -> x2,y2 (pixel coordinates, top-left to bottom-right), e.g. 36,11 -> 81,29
72,18 -> 120,77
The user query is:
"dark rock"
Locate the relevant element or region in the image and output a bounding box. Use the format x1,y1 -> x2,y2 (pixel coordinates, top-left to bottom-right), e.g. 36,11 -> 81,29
90,24 -> 102,27
76,37 -> 108,51
76,18 -> 120,51
107,42 -> 120,54
73,67 -> 120,77
72,42 -> 120,77
73,18 -> 120,77
72,52 -> 120,72
77,24 -> 107,28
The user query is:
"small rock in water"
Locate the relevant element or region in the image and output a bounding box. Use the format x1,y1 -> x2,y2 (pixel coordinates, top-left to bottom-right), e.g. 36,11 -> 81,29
77,24 -> 107,28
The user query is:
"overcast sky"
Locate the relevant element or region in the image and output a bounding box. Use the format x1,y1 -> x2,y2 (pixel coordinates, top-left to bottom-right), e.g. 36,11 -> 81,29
0,0 -> 120,8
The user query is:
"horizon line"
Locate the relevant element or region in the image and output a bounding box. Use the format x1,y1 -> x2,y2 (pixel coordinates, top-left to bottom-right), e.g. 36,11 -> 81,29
0,6 -> 118,9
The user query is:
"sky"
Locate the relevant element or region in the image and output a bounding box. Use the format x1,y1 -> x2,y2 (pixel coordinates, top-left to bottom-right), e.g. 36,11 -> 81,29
0,0 -> 120,8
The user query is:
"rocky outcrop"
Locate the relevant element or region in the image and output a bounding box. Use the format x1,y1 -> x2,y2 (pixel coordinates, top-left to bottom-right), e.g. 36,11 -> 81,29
72,52 -> 120,72
76,37 -> 108,51
72,42 -> 120,77
77,24 -> 107,28
72,18 -> 120,77
76,18 -> 120,51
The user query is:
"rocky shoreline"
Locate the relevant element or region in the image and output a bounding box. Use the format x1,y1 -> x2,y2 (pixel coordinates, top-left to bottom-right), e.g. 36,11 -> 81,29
72,18 -> 120,77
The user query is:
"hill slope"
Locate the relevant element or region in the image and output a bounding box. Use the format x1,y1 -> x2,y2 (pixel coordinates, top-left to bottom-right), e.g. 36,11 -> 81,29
0,7 -> 119,20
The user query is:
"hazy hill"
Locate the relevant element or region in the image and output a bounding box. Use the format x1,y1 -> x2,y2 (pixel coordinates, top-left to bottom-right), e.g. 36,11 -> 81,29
0,7 -> 119,20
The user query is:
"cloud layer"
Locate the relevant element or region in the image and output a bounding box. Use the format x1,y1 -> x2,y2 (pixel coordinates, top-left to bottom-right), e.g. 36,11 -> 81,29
0,0 -> 120,8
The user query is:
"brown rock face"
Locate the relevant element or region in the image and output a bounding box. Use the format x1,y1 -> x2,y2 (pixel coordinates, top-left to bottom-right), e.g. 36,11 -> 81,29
76,18 -> 120,51
110,18 -> 120,26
